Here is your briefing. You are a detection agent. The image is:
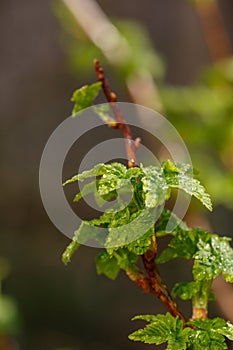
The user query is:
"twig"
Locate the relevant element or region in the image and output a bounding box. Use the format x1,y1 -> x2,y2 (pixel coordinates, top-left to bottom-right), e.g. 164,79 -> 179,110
126,268 -> 151,294
94,59 -> 138,168
94,60 -> 185,322
142,235 -> 186,322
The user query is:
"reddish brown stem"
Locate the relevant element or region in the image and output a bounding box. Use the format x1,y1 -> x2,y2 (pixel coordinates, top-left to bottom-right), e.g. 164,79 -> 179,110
94,59 -> 138,168
142,235 -> 186,322
94,60 -> 185,322
126,268 -> 151,294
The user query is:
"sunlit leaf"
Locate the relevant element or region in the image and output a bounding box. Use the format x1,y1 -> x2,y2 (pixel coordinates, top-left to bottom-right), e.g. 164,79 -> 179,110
155,208 -> 188,236
157,228 -> 209,263
172,281 -> 215,301
187,318 -> 233,349
71,82 -> 102,115
193,235 -> 233,282
162,160 -> 212,211
141,166 -> 169,208
129,313 -> 190,349
63,163 -> 105,185
127,227 -> 154,255
95,250 -> 120,280
73,180 -> 98,202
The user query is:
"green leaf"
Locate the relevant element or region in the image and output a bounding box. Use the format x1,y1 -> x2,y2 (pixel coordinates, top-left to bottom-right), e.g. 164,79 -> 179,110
103,162 -> 127,177
125,167 -> 143,180
62,239 -> 80,265
187,318 -> 233,349
89,210 -> 156,255
62,221 -> 106,264
163,159 -> 180,174
97,246 -> 139,276
87,209 -> 119,227
71,82 -> 102,115
96,163 -> 142,200
172,281 -> 214,301
157,226 -> 233,283
112,248 -> 138,271
140,161 -> 212,211
87,201 -> 138,230
162,161 -> 212,211
132,180 -> 145,210
98,175 -> 128,196
73,180 -> 98,202
95,250 -> 120,280
131,314 -> 161,322
64,162 -> 126,186
105,208 -> 158,248
193,235 -> 233,282
155,208 -> 189,236
141,166 -> 169,208
172,282 -> 201,300
127,227 -> 154,255
157,228 -> 209,263
63,163 -> 105,185
94,189 -> 117,207
129,313 -> 190,349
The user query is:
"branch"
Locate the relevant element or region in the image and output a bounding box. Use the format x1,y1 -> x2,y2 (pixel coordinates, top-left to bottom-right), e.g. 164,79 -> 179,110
142,235 -> 186,322
94,59 -> 138,168
126,268 -> 151,294
94,60 -> 185,321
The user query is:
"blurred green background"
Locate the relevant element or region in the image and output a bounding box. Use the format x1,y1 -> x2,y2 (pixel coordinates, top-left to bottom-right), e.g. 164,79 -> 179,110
0,0 -> 233,349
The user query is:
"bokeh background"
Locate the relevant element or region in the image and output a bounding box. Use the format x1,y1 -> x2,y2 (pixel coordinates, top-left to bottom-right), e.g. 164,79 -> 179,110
1,0 -> 233,349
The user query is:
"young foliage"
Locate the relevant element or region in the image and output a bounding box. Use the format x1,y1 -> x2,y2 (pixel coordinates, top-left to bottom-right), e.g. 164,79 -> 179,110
172,281 -> 204,301
127,227 -> 155,255
62,223 -> 84,264
172,281 -> 215,301
61,72 -> 233,350
155,208 -> 189,236
157,227 -> 233,284
156,228 -> 206,263
187,318 -> 233,349
162,160 -> 212,211
141,165 -> 169,207
71,82 -> 102,115
129,314 -> 233,349
73,180 -> 98,203
63,163 -> 106,185
63,158 -> 212,255
129,313 -> 191,349
193,235 -> 233,282
95,250 -> 120,280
